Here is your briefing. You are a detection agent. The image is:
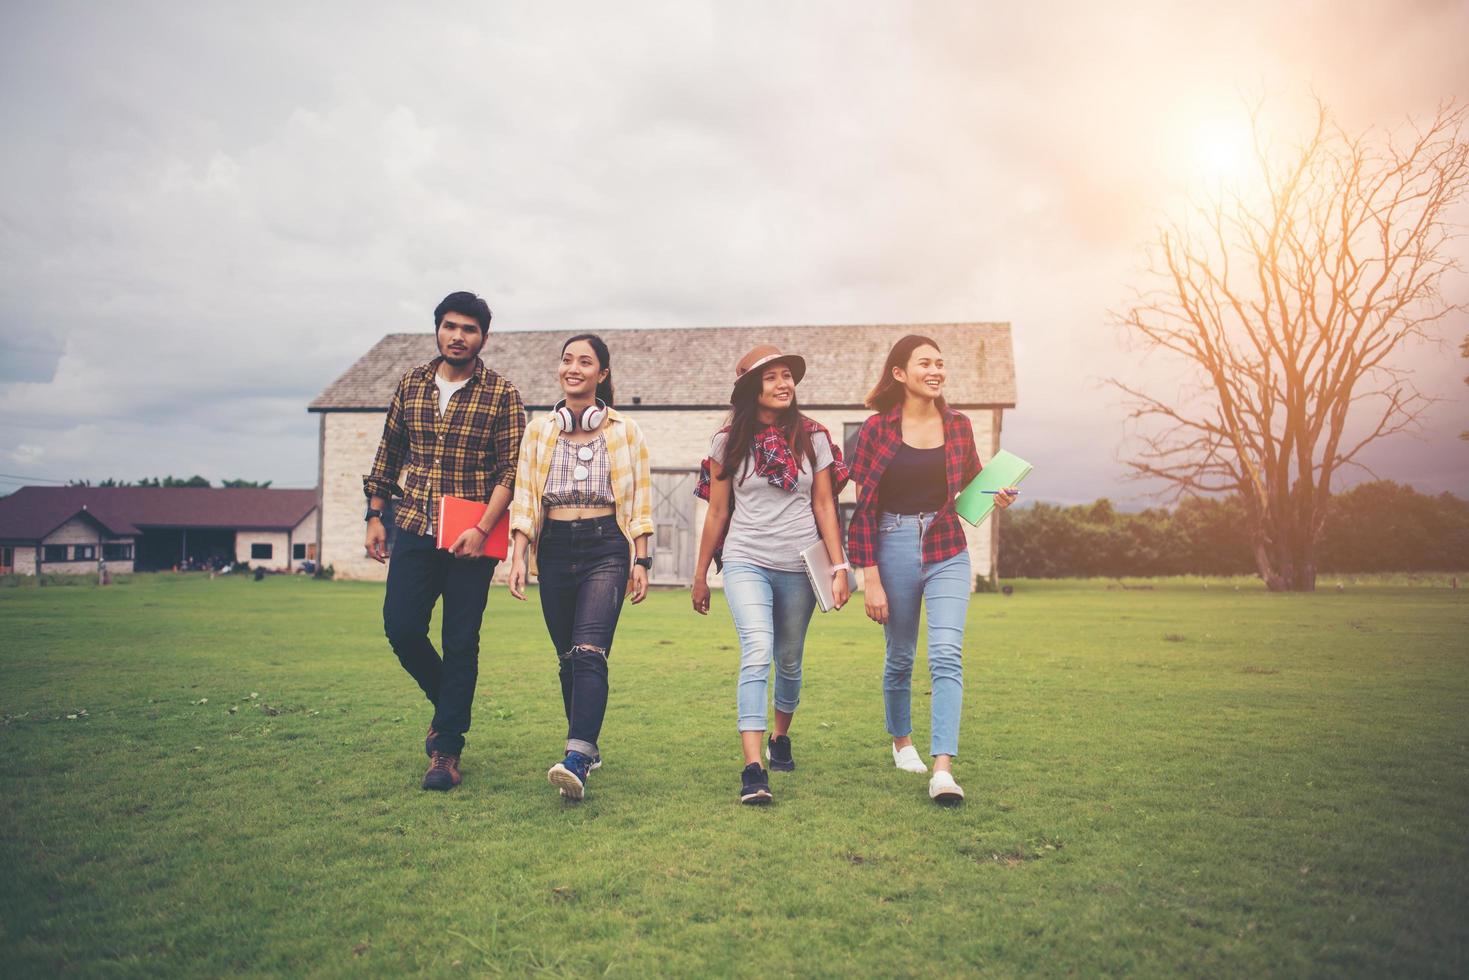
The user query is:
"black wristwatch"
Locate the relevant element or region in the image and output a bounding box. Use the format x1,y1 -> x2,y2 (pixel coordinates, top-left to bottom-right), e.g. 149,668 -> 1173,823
365,507 -> 383,522
634,556 -> 653,570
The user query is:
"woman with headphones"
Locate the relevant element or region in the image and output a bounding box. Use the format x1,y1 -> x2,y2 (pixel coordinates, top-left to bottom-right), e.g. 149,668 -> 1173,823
508,334 -> 654,800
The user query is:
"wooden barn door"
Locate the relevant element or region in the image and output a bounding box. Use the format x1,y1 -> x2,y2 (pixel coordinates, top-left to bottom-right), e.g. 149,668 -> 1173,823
650,469 -> 697,585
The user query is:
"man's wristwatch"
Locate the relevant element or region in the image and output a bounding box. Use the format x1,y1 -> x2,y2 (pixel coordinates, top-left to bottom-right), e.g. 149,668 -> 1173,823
365,507 -> 383,522
634,556 -> 653,570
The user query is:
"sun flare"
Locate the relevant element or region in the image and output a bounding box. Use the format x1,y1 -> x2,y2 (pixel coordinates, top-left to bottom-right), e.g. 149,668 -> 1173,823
1189,117 -> 1254,183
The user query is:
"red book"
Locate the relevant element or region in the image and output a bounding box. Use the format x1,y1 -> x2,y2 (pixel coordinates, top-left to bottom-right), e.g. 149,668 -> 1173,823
436,495 -> 511,559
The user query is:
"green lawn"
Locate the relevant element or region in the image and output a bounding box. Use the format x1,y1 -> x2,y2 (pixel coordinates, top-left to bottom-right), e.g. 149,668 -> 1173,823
1,574 -> 1466,977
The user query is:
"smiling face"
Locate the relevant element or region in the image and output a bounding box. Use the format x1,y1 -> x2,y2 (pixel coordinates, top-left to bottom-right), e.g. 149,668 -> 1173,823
894,344 -> 945,402
436,312 -> 485,366
756,363 -> 796,414
558,339 -> 607,399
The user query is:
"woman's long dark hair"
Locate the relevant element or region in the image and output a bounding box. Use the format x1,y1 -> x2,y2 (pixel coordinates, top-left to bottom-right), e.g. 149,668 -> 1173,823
561,334 -> 615,406
720,376 -> 814,487
865,334 -> 947,413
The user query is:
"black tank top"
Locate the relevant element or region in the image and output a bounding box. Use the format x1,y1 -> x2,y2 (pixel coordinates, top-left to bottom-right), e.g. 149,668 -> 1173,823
878,442 -> 947,514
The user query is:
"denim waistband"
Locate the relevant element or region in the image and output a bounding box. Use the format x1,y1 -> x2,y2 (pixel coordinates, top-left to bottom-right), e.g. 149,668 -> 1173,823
543,513 -> 621,534
879,510 -> 940,525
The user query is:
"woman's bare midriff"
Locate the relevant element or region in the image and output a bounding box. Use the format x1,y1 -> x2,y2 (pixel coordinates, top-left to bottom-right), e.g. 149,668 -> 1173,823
546,506 -> 616,522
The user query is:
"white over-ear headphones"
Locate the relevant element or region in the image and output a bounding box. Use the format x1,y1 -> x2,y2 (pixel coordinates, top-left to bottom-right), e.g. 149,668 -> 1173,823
552,398 -> 609,433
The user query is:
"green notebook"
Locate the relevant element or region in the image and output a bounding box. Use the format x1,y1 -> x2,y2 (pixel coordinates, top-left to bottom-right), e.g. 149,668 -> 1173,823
953,449 -> 1033,526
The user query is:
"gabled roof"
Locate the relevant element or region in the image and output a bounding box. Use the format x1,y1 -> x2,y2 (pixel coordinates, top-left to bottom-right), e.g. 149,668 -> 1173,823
0,487 -> 318,541
310,323 -> 1016,411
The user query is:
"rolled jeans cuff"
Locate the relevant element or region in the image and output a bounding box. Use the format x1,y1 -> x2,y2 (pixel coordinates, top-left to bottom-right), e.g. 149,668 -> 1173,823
737,715 -> 769,733
566,737 -> 598,758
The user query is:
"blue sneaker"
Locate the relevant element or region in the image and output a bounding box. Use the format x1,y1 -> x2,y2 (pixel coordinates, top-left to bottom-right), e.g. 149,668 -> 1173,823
548,751 -> 594,800
740,762 -> 772,805
766,735 -> 795,772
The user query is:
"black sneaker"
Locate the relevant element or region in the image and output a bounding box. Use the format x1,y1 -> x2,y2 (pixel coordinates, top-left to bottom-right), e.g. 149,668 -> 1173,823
766,734 -> 795,772
740,762 -> 772,805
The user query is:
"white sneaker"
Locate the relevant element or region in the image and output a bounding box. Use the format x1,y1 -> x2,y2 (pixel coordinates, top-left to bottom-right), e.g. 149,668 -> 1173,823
893,743 -> 928,773
928,770 -> 965,805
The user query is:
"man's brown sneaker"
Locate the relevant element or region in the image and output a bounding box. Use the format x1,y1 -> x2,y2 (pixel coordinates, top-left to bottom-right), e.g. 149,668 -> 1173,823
422,751 -> 461,791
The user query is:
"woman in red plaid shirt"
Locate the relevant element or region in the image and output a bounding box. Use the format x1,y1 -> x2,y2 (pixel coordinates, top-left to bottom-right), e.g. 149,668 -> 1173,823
847,335 -> 1018,805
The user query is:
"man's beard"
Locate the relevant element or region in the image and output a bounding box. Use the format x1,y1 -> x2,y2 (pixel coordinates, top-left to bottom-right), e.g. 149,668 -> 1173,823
440,343 -> 480,366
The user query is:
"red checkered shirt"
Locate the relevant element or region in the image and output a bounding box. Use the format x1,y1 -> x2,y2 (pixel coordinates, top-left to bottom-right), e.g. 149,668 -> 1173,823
845,405 -> 982,568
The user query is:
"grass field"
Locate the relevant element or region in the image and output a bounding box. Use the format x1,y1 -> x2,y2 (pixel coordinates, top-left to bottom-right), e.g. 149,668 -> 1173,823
1,573 -> 1466,977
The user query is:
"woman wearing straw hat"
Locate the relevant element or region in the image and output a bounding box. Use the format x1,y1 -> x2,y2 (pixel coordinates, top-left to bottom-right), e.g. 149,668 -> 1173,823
692,345 -> 851,805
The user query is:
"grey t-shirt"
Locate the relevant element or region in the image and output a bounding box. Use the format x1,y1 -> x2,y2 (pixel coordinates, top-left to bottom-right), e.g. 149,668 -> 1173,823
712,430 -> 833,572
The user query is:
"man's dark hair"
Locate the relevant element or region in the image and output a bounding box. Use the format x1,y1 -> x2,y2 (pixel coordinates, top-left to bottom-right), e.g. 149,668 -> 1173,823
433,292 -> 492,332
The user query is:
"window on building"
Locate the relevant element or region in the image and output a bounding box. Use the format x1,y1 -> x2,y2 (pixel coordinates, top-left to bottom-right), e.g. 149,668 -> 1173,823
843,422 -> 864,461
103,543 -> 133,561
1,546 -> 13,571
43,544 -> 68,562
251,543 -> 273,560
72,544 -> 96,561
292,543 -> 306,560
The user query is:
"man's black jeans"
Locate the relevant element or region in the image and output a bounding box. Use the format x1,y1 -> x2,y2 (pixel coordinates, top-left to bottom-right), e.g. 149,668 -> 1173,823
383,528 -> 497,757
536,515 -> 630,758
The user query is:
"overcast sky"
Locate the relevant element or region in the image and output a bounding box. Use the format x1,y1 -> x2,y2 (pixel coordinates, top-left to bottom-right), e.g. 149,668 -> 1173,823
2,1 -> 1466,504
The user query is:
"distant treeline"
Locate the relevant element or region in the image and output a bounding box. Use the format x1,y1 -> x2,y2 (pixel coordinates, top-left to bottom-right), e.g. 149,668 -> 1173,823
66,476 -> 271,488
999,481 -> 1469,577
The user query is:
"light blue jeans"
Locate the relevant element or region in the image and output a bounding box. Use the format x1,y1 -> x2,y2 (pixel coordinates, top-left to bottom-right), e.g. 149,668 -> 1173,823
722,561 -> 818,732
876,512 -> 971,757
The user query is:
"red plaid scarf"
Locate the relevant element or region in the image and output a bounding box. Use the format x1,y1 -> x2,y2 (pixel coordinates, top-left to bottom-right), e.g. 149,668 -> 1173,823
695,418 -> 849,501
694,418 -> 850,568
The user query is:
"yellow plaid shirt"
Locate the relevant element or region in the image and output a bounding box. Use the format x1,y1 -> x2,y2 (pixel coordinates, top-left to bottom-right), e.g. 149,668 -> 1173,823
364,357 -> 527,538
510,408 -> 654,574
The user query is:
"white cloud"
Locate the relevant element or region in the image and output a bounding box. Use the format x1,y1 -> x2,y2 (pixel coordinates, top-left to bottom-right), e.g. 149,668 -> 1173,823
1,0 -> 1465,498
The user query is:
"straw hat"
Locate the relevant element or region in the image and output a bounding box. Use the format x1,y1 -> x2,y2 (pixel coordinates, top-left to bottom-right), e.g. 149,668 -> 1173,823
729,345 -> 807,404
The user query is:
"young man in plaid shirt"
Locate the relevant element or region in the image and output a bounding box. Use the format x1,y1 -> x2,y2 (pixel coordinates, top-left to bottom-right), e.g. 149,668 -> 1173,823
363,291 -> 527,791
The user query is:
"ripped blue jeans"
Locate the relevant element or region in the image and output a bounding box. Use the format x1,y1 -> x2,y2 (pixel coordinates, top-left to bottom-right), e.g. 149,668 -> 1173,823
536,515 -> 630,757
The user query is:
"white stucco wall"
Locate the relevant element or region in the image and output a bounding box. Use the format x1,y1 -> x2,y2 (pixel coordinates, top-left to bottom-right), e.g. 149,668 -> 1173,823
321,411 -> 391,581
286,508 -> 318,569
4,545 -> 39,575
235,531 -> 290,569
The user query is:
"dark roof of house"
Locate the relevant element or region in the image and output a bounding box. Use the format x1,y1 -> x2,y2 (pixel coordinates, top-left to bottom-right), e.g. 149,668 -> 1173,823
0,486 -> 318,541
309,323 -> 1016,411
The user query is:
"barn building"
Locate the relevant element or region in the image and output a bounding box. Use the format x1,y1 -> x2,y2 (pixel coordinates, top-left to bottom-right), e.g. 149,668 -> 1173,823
0,486 -> 319,575
309,323 -> 1016,586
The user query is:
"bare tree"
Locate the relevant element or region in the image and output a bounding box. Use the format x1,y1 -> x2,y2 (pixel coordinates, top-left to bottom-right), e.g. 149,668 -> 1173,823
1113,99 -> 1469,591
